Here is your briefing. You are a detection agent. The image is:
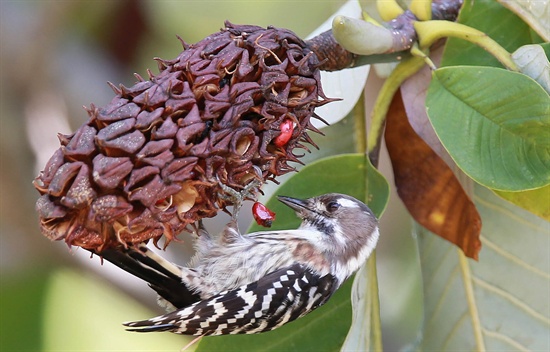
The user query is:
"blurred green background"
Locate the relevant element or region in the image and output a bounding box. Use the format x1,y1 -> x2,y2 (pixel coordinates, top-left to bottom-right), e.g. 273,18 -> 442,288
0,1 -> 419,350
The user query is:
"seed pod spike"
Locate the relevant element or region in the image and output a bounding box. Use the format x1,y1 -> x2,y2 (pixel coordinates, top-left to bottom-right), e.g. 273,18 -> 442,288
154,57 -> 168,72
176,35 -> 190,50
107,82 -> 122,95
134,73 -> 145,82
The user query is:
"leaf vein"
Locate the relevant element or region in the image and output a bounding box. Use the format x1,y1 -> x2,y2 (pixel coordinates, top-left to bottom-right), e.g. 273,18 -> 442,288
459,250 -> 486,351
441,311 -> 468,351
473,276 -> 550,325
475,194 -> 548,231
482,235 -> 550,279
482,328 -> 531,352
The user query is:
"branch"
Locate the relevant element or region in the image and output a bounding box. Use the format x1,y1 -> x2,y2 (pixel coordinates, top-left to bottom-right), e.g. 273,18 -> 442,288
306,0 -> 463,71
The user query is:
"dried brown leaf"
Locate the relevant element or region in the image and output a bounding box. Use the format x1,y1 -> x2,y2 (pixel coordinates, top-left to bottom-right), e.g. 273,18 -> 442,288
385,91 -> 482,259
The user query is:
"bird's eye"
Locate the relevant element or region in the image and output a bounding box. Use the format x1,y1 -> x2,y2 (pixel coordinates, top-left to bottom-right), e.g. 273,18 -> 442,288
326,201 -> 340,212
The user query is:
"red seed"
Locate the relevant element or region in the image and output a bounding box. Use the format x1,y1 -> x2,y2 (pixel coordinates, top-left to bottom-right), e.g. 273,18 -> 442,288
155,198 -> 167,206
252,202 -> 276,227
273,119 -> 294,147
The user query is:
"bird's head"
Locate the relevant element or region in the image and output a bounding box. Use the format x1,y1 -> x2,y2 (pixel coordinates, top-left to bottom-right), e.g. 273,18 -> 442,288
278,193 -> 380,280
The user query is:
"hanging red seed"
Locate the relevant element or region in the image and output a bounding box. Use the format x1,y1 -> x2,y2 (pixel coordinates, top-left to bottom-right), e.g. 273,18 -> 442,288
252,202 -> 276,227
273,119 -> 294,147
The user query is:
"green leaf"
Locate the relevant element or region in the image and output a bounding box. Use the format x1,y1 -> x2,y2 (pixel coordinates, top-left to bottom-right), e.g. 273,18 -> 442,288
496,0 -> 550,41
494,184 -> 550,221
512,44 -> 550,93
414,184 -> 550,351
426,66 -> 550,191
542,42 -> 550,58
197,154 -> 390,351
441,0 -> 538,68
341,253 -> 383,352
341,263 -> 373,351
43,269 -> 186,351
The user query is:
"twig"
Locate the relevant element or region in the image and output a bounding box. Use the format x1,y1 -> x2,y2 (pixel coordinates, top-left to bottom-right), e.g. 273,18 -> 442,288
306,0 -> 463,71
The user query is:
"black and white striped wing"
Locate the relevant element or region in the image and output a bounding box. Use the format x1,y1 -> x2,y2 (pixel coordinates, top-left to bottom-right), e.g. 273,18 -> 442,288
124,263 -> 337,336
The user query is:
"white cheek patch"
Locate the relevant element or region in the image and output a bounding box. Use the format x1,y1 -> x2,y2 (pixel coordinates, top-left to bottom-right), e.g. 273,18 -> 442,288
336,198 -> 359,208
332,223 -> 347,247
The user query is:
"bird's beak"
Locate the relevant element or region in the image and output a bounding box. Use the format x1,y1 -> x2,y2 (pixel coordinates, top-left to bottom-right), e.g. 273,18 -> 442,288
277,195 -> 313,217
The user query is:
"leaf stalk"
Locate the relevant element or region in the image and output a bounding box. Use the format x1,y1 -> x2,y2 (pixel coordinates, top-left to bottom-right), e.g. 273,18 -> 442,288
366,56 -> 426,166
414,20 -> 519,71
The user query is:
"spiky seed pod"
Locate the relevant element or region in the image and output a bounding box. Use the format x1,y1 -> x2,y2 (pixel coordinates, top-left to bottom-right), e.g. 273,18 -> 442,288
34,22 -> 335,251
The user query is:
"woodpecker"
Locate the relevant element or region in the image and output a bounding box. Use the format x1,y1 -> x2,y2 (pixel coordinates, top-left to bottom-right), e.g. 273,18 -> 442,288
98,193 -> 379,336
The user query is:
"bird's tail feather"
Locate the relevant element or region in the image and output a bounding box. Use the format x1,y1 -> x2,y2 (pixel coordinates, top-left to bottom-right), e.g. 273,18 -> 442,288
90,244 -> 201,309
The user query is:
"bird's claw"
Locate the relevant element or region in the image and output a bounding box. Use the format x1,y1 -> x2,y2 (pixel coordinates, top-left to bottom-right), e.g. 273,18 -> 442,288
216,178 -> 263,220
